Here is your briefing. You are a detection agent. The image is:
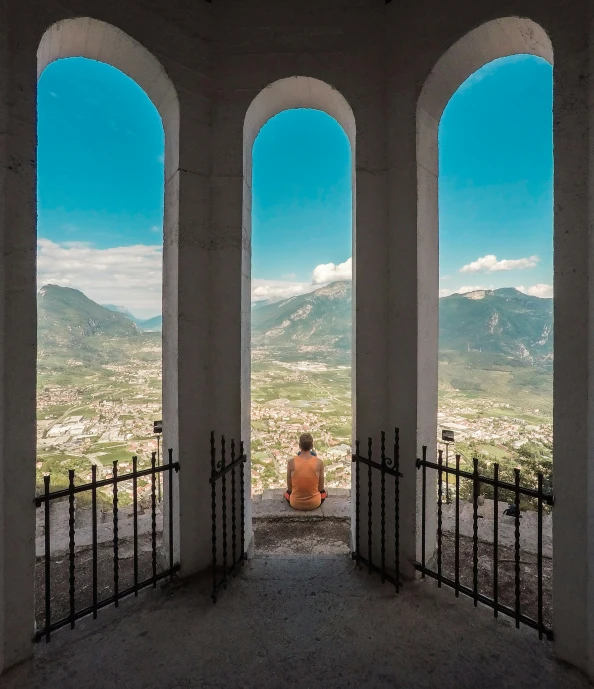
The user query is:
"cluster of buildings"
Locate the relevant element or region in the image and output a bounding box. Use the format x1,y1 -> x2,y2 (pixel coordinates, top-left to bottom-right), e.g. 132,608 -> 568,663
437,399 -> 552,447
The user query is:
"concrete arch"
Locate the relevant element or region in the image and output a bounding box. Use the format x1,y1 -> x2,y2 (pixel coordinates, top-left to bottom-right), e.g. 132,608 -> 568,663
240,76 -> 356,540
35,16 -> 182,590
417,17 -> 553,176
414,17 -> 553,454
413,19 -> 553,504
38,18 -> 179,181
242,77 -> 356,257
413,12 -> 568,663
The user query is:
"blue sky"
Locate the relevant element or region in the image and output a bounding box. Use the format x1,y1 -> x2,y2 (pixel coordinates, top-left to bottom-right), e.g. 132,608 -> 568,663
439,55 -> 553,298
37,54 -> 553,314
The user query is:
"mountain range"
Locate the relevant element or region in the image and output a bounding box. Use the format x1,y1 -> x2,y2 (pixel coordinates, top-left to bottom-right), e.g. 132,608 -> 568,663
38,282 -> 554,366
252,281 -> 352,350
103,304 -> 163,332
252,282 -> 553,365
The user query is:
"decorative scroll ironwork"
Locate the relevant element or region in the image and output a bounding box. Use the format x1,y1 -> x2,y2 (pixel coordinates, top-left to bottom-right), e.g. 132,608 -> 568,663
210,431 -> 248,603
352,428 -> 403,591
34,449 -> 180,642
416,449 -> 554,640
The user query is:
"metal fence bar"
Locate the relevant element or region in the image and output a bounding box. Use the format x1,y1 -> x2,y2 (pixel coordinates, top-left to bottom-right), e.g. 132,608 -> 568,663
537,472 -> 544,640
35,566 -> 180,642
210,432 -> 218,602
221,436 -> 228,590
472,457 -> 479,607
354,439 -> 360,567
35,448 -> 180,643
380,432 -> 386,583
493,462 -> 499,618
352,430 -> 402,594
413,566 -> 553,640
454,454 -> 460,597
209,434 -> 247,603
35,462 -> 177,503
133,456 -> 139,596
43,474 -> 51,642
68,470 -> 76,629
367,437 -> 373,575
231,440 -> 237,571
437,450 -> 443,588
514,467 -> 521,628
91,465 -> 98,618
112,461 -> 119,608
240,440 -> 246,561
394,428 -> 400,593
415,452 -> 553,640
421,445 -> 427,578
168,449 -> 175,582
151,452 -> 157,587
417,458 -> 553,504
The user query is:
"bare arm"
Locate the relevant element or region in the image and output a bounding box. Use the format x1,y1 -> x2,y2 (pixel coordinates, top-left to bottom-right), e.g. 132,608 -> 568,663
318,459 -> 325,492
287,458 -> 294,493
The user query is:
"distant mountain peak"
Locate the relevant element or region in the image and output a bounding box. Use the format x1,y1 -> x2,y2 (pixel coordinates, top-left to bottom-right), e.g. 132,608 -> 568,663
313,281 -> 351,298
38,284 -> 141,348
462,289 -> 492,300
103,303 -> 137,321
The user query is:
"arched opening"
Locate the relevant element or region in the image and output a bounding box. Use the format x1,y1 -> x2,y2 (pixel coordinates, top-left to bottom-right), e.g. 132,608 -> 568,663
436,51 -> 553,622
28,18 -> 183,643
416,14 -> 557,637
36,54 -> 166,626
243,77 -> 356,548
250,107 -> 353,550
416,17 -> 553,477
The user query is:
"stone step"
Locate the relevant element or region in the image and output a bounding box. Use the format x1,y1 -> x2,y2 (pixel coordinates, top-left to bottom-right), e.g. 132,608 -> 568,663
252,495 -> 351,521
254,487 -> 351,502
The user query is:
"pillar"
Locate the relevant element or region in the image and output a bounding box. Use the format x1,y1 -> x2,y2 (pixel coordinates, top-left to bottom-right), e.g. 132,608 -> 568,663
0,13 -> 37,673
551,20 -> 594,678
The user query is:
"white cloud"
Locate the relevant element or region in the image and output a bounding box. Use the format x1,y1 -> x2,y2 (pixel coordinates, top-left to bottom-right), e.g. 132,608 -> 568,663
460,254 -> 539,274
516,283 -> 553,298
253,256 -> 353,302
311,257 -> 352,284
458,285 -> 494,294
251,279 -> 314,302
439,288 -> 454,298
37,239 -> 162,319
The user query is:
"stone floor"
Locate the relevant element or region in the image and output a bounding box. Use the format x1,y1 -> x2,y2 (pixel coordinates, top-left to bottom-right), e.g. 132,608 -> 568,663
4,513 -> 590,689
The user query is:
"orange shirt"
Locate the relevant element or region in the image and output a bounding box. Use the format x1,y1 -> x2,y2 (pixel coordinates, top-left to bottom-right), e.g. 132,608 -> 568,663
290,455 -> 322,510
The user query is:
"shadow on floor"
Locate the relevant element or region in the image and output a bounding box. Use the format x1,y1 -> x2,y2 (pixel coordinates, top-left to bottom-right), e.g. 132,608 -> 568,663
4,515 -> 589,689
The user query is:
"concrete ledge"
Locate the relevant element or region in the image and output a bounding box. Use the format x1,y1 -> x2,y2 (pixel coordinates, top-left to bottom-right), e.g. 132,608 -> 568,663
251,491 -> 351,521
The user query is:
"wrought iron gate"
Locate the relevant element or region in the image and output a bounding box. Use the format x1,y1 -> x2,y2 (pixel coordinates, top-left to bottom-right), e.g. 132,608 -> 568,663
210,432 -> 247,602
351,428 -> 402,591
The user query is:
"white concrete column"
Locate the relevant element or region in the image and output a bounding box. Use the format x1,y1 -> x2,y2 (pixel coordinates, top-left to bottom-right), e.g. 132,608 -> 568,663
211,88 -> 255,557
551,26 -> 594,678
0,21 -> 37,674
384,78 -> 438,577
162,90 -> 217,575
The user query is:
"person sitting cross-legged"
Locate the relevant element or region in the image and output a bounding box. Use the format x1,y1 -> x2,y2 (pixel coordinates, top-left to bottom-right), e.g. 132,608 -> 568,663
284,433 -> 328,510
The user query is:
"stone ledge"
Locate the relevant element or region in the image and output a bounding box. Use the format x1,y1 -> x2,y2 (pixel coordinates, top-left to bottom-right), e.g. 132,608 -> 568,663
251,493 -> 351,521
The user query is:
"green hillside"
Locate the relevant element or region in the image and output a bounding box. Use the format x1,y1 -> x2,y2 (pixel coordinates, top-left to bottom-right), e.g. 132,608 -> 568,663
252,283 -> 553,365
38,285 -> 143,371
439,288 -> 552,364
251,281 -> 352,350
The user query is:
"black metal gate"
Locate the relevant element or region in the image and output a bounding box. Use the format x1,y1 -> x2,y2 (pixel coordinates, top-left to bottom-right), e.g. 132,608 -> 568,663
209,432 -> 247,602
351,428 -> 402,591
415,447 -> 554,639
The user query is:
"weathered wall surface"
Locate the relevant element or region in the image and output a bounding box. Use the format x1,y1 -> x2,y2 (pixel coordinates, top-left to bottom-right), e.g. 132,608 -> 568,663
0,0 -> 592,680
